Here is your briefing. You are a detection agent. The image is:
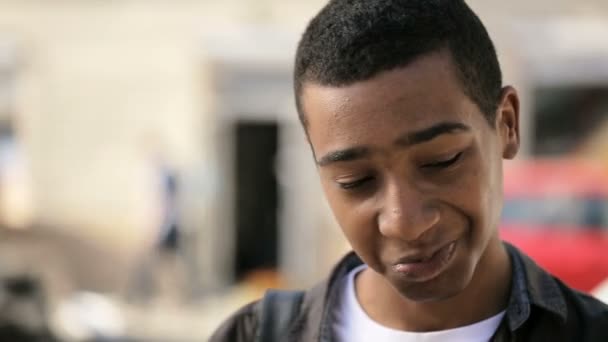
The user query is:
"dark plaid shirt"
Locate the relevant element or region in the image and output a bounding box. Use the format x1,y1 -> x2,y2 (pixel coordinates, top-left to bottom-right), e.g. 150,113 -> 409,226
211,243 -> 608,341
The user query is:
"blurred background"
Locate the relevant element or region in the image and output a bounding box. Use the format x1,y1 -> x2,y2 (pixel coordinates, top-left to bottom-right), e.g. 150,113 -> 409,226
0,0 -> 606,340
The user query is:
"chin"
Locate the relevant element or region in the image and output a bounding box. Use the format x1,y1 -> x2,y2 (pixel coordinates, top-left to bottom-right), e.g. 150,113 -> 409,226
391,261 -> 474,303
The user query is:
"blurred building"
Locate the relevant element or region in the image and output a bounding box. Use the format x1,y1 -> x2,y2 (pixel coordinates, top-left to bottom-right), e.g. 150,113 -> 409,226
0,0 -> 606,302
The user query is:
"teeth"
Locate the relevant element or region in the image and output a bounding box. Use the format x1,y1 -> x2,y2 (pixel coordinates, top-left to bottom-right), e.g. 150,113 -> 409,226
416,255 -> 431,263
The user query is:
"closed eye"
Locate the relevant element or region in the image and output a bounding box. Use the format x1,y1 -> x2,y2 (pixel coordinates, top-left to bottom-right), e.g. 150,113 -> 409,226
337,176 -> 374,190
422,152 -> 463,169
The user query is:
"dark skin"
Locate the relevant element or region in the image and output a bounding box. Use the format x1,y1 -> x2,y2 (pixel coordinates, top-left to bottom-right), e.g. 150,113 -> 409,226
300,49 -> 521,332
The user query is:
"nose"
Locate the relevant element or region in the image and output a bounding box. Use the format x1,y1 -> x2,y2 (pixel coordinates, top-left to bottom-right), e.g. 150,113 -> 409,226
377,178 -> 439,242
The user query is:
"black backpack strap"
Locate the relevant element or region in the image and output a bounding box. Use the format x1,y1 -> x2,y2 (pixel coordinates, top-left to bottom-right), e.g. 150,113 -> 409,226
256,289 -> 305,342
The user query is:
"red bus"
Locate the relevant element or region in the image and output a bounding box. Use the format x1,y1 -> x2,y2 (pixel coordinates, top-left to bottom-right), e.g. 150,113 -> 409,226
500,159 -> 608,293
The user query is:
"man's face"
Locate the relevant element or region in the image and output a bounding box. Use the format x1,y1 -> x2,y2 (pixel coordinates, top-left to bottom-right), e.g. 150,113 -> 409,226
300,50 -> 519,302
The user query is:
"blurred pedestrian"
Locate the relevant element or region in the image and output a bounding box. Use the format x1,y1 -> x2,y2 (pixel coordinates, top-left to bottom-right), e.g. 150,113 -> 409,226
126,145 -> 185,305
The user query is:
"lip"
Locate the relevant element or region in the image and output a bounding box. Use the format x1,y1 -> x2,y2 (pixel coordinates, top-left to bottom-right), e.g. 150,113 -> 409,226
391,240 -> 457,282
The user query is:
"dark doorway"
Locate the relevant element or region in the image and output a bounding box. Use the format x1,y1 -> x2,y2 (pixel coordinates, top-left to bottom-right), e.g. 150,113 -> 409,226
533,86 -> 608,156
234,121 -> 279,280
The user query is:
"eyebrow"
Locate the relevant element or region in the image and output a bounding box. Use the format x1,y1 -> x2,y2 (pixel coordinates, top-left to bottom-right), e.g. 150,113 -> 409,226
316,122 -> 471,167
317,147 -> 370,167
394,122 -> 470,147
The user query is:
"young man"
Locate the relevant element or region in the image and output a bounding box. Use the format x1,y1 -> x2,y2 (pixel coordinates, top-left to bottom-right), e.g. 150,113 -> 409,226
211,0 -> 608,341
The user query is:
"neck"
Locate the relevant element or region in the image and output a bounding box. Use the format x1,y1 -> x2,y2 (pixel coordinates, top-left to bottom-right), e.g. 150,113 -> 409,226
357,238 -> 512,332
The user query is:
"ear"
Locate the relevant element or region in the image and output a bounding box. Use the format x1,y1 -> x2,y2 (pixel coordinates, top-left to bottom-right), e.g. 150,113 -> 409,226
496,86 -> 520,160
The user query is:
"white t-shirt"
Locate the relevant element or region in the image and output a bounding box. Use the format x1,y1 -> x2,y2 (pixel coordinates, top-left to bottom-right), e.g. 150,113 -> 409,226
333,265 -> 506,342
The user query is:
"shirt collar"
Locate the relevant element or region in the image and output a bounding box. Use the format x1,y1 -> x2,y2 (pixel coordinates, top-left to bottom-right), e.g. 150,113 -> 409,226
503,242 -> 568,330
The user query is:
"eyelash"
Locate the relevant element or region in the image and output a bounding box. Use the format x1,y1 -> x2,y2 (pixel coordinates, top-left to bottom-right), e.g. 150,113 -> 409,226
338,176 -> 374,190
336,152 -> 464,190
422,151 -> 464,169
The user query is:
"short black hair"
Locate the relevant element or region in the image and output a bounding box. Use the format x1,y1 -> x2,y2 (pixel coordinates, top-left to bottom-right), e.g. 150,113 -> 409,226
294,0 -> 502,128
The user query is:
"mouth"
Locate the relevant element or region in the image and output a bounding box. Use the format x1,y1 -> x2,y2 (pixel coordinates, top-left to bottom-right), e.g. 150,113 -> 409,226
391,240 -> 457,282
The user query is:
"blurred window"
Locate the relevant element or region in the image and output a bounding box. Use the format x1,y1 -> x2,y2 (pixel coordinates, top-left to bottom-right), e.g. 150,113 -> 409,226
502,197 -> 608,229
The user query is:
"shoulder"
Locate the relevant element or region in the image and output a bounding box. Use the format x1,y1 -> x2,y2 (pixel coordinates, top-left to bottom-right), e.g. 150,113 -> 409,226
568,290 -> 608,321
209,300 -> 261,342
575,291 -> 608,314
559,280 -> 608,317
209,252 -> 362,341
557,281 -> 608,338
208,283 -> 331,342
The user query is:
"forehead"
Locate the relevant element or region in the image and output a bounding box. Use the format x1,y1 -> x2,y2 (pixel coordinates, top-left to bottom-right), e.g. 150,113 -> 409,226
300,51 -> 485,153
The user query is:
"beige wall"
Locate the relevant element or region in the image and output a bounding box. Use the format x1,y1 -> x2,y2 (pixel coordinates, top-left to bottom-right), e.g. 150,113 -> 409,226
0,0 -> 335,290
0,0 -> 326,251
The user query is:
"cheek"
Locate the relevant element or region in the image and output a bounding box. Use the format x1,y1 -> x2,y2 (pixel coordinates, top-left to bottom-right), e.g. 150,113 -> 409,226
456,156 -> 502,241
442,157 -> 494,234
322,185 -> 379,252
485,161 -> 504,227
